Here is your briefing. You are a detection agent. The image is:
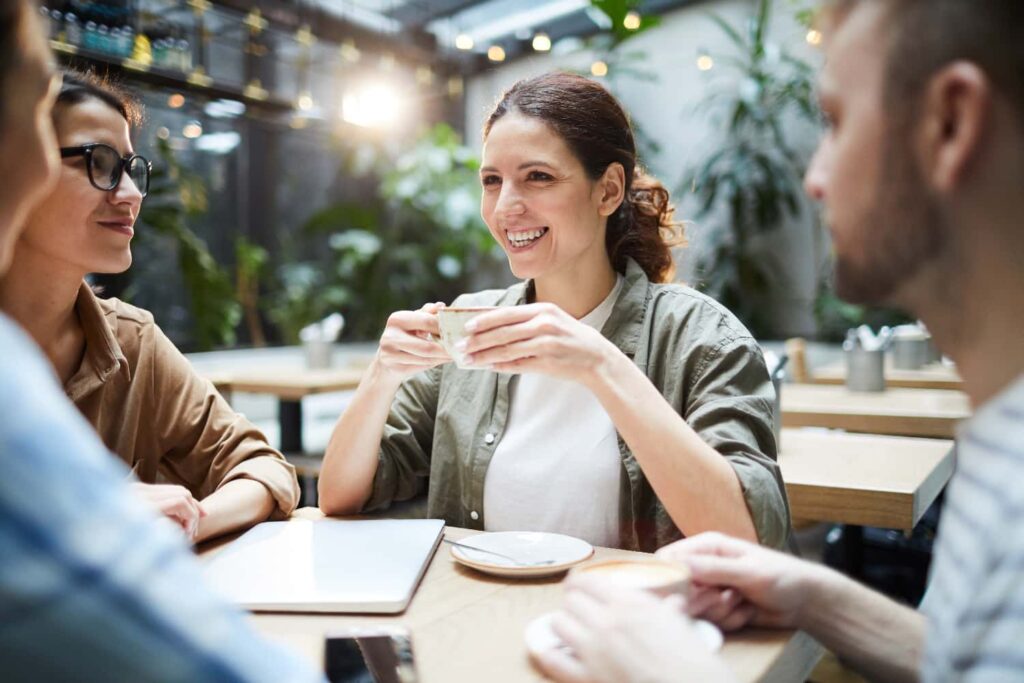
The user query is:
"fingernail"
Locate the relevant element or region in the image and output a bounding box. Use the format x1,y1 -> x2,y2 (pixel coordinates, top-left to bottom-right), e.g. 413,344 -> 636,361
454,339 -> 468,352
464,320 -> 478,332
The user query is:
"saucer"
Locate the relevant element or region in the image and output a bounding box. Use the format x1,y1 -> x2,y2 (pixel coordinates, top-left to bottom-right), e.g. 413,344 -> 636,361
524,611 -> 724,658
449,531 -> 594,578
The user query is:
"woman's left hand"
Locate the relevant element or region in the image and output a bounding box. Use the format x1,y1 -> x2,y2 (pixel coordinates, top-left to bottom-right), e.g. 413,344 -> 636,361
459,303 -> 618,384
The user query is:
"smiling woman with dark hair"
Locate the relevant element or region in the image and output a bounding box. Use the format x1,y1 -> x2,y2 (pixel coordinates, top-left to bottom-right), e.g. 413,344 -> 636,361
0,68 -> 300,543
320,72 -> 790,552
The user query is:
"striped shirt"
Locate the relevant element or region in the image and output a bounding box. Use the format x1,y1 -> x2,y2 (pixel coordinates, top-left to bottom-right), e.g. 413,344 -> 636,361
0,314 -> 324,683
921,375 -> 1024,682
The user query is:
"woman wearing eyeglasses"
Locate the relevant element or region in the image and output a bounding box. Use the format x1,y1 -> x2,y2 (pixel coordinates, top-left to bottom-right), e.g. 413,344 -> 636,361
0,70 -> 299,542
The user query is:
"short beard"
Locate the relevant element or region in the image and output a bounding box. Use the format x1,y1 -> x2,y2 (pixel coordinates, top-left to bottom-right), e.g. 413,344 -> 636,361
833,128 -> 947,305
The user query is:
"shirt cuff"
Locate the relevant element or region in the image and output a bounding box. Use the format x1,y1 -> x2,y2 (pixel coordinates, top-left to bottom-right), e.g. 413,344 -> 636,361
219,455 -> 301,519
727,457 -> 791,549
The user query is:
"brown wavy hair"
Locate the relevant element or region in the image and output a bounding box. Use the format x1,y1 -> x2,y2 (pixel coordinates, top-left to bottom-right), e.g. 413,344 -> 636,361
483,71 -> 685,283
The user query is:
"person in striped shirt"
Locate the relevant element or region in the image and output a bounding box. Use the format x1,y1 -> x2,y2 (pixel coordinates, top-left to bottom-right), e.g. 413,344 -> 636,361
537,2 -> 1024,682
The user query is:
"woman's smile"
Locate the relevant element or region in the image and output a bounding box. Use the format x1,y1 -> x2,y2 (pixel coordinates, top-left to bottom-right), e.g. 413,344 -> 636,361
505,226 -> 550,250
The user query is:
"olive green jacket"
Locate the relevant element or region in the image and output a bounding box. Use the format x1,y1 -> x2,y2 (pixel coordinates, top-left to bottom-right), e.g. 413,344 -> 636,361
364,259 -> 791,551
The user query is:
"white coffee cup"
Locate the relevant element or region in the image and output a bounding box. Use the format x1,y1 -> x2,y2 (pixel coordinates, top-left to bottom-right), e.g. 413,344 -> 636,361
570,559 -> 691,598
437,307 -> 498,369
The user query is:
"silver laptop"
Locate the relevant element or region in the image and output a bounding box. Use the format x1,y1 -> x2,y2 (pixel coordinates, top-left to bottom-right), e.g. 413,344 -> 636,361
202,518 -> 445,614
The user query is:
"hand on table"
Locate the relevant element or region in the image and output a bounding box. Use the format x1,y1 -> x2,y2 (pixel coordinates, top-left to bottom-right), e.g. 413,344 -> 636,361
534,575 -> 735,683
373,302 -> 450,385
459,303 -> 618,383
129,483 -> 207,541
656,532 -> 817,632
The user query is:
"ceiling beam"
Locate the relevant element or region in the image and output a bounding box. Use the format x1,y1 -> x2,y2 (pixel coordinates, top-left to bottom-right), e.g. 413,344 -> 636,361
459,0 -> 706,75
388,0 -> 493,28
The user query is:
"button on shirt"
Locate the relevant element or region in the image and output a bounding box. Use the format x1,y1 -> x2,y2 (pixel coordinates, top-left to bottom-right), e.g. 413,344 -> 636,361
483,276 -> 624,547
0,313 -> 322,683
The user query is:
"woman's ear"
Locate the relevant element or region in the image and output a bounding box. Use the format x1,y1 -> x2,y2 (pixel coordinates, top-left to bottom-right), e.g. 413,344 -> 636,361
597,162 -> 626,217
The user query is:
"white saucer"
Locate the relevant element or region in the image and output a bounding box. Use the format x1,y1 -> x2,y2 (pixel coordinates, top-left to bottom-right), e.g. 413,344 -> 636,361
524,611 -> 724,657
449,531 -> 594,578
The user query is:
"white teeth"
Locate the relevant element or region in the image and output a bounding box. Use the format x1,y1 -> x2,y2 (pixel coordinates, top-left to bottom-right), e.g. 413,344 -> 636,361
506,227 -> 548,246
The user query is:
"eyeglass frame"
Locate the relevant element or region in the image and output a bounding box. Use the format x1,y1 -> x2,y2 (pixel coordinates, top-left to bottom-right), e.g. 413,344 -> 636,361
59,143 -> 152,198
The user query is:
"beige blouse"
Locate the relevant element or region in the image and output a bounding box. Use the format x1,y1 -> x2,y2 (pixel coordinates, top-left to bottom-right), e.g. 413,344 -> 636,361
65,283 -> 299,518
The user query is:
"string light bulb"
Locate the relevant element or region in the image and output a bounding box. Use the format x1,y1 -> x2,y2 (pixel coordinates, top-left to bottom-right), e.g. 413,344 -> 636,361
591,60 -> 608,77
697,54 -> 714,71
455,33 -> 474,50
532,32 -> 551,52
487,45 -> 506,62
806,29 -> 823,45
624,11 -> 641,30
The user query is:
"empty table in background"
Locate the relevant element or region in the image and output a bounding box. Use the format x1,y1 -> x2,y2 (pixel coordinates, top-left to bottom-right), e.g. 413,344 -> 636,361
202,365 -> 367,453
781,384 -> 971,439
779,428 -> 954,532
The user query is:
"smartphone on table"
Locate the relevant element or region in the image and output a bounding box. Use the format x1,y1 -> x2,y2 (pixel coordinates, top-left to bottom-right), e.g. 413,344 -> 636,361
324,627 -> 418,683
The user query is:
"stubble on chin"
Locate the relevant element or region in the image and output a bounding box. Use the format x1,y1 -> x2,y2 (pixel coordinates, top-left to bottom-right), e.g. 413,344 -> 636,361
832,134 -> 946,307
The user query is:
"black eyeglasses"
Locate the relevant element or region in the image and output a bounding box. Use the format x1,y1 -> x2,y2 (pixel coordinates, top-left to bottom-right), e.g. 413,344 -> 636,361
60,143 -> 152,198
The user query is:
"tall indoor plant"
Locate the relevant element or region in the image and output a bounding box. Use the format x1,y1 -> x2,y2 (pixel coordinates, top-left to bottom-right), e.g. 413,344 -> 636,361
127,138 -> 242,350
682,0 -> 818,336
267,123 -> 500,342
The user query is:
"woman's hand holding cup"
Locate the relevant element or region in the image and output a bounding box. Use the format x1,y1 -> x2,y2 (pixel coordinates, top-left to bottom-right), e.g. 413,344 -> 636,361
371,302 -> 451,386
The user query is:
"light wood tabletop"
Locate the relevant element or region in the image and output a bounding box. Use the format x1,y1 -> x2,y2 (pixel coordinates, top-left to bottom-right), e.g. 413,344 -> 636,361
206,366 -> 366,401
199,509 -> 822,683
781,384 -> 971,439
199,363 -> 368,452
779,428 -> 954,531
810,359 -> 963,391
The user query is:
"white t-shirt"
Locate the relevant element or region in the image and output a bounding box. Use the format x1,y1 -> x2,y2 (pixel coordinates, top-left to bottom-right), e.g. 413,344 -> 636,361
482,276 -> 625,547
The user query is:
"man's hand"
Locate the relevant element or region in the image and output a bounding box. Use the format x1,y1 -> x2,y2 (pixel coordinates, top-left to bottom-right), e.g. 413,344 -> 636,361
656,532 -> 821,631
533,575 -> 736,683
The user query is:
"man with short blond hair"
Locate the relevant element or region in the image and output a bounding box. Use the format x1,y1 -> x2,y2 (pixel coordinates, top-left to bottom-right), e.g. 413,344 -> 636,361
537,2 -> 1024,681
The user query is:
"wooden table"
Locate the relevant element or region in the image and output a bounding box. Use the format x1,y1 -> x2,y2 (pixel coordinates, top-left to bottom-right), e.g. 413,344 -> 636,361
199,509 -> 822,683
781,384 -> 971,439
779,429 -> 954,532
810,359 -> 963,391
203,366 -> 366,453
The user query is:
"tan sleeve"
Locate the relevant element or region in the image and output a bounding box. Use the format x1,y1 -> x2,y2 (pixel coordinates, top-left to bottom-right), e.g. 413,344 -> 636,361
144,325 -> 299,518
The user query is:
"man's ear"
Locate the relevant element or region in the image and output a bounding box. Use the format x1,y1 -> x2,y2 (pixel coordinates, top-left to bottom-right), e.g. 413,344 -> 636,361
597,162 -> 626,217
918,62 -> 992,193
